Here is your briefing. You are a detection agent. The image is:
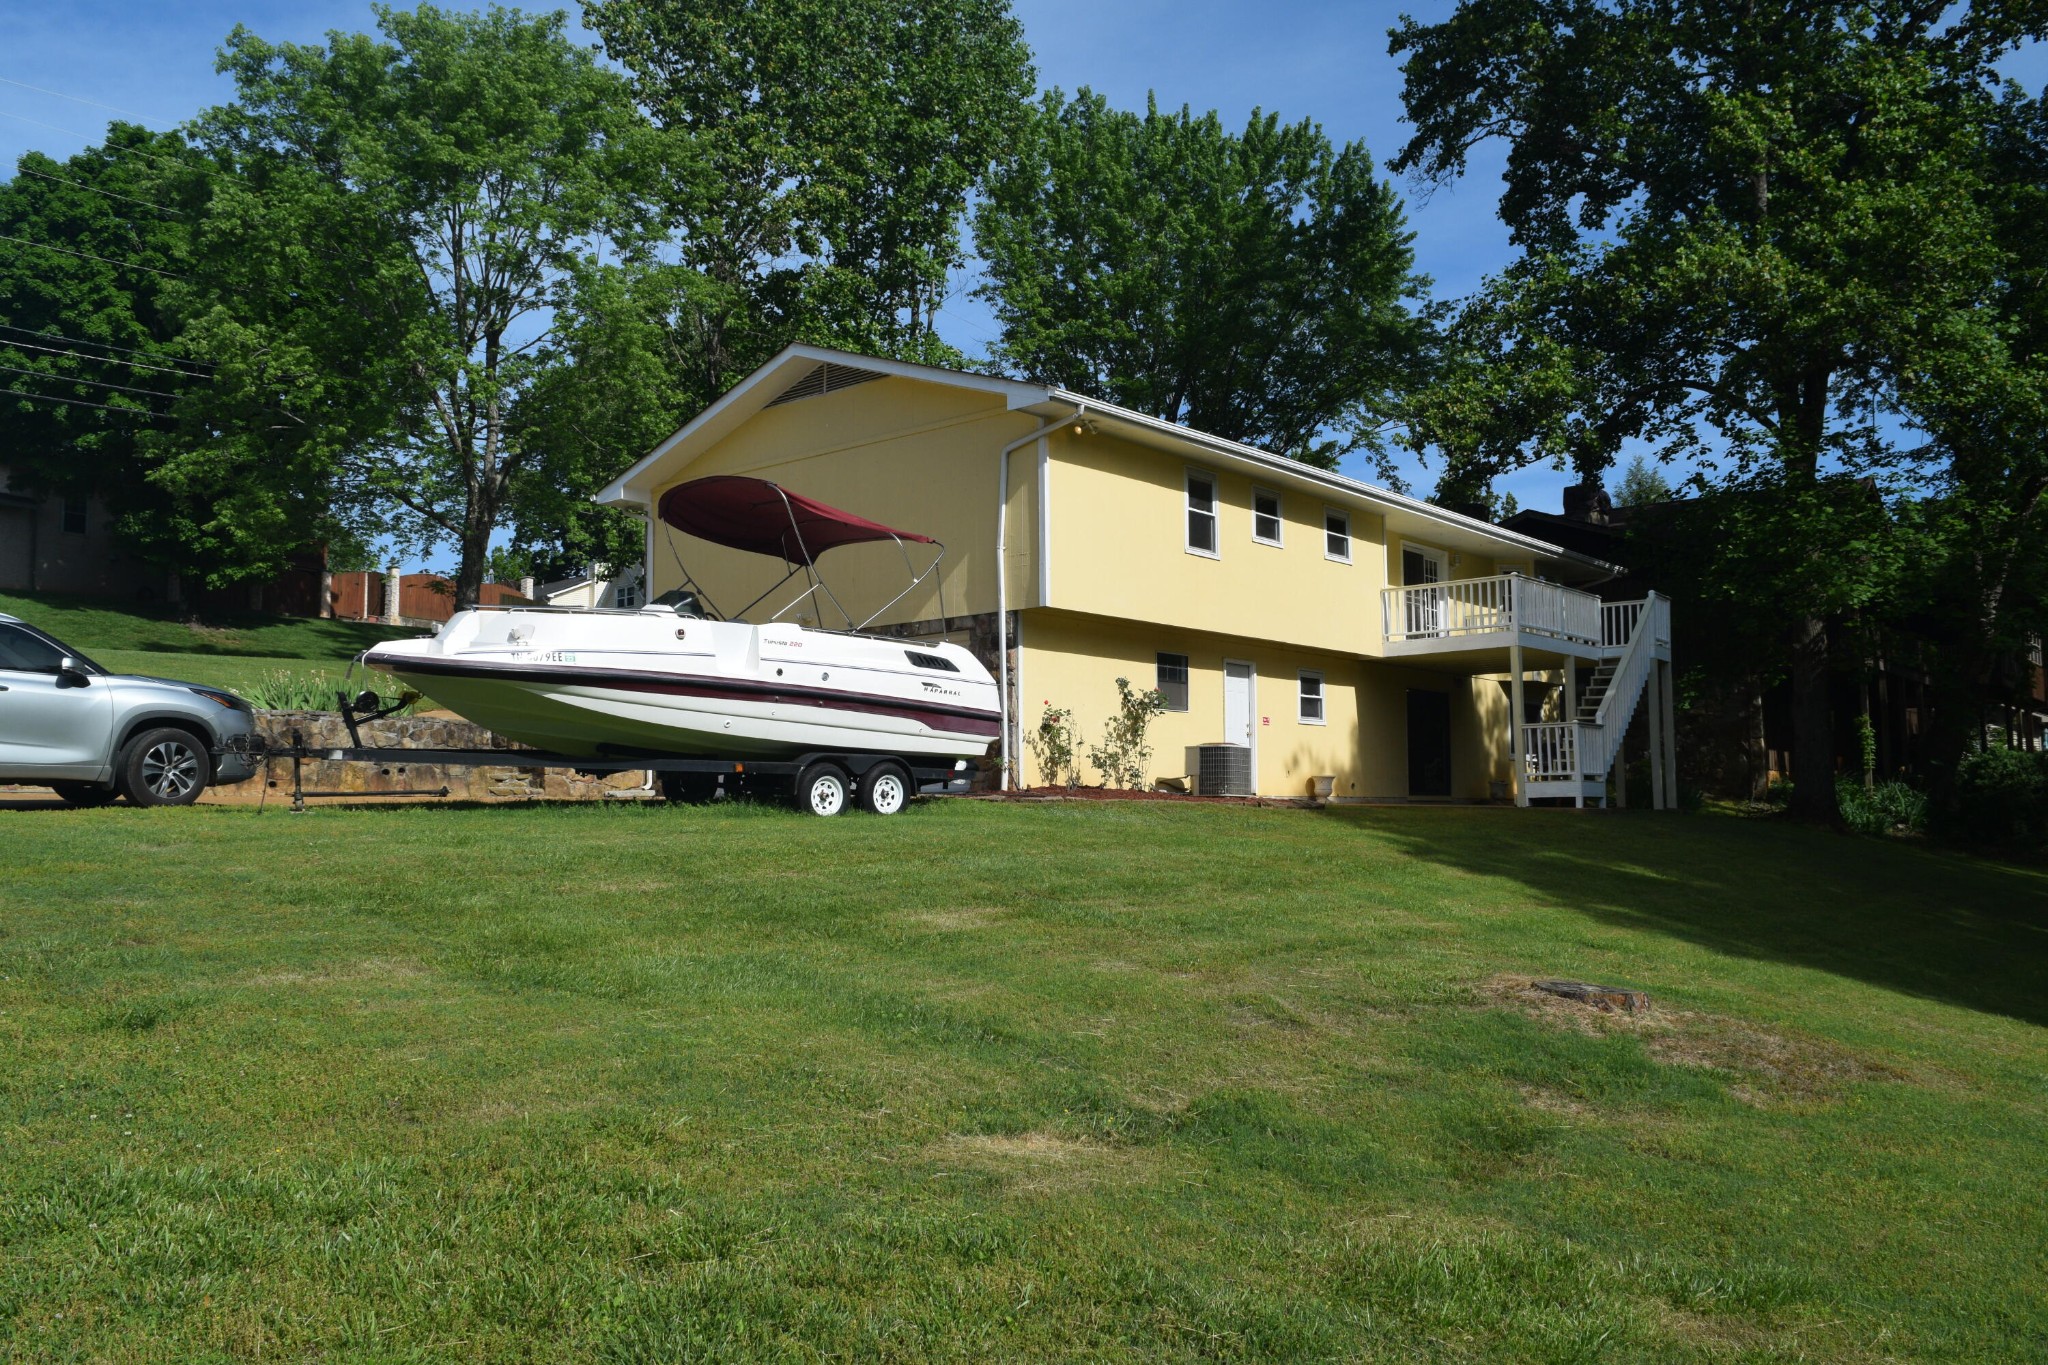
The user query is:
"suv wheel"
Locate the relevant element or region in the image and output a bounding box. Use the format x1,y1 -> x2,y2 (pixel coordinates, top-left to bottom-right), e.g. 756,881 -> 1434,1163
50,782 -> 120,807
120,728 -> 211,807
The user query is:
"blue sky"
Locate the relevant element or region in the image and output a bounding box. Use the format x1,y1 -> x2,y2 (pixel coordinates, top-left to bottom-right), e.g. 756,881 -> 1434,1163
4,1 -> 2041,536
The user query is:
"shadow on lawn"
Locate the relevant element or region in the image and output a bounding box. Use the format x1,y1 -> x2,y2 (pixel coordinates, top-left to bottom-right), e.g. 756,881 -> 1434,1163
1328,806 -> 2048,1028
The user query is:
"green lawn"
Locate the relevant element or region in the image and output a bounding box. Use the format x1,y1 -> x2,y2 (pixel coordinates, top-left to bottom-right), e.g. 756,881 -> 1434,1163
1,590 -> 419,701
2,801 -> 2044,1362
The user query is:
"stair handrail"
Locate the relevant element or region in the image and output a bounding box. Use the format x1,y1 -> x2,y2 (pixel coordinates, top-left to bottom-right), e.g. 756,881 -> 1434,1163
1592,592 -> 1664,734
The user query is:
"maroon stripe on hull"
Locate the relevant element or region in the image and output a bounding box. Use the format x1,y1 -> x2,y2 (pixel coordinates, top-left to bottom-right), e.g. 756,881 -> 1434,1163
380,655 -> 1001,739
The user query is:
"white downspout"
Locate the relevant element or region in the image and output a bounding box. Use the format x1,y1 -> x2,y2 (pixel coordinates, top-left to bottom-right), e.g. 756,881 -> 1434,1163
996,407 -> 1081,789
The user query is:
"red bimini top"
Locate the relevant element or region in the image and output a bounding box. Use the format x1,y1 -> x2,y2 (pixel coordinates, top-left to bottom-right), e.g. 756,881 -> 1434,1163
656,475 -> 936,566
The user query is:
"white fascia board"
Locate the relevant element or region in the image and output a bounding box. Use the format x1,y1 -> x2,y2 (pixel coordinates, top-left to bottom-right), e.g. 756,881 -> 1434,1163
1049,389 -> 1616,575
595,342 -> 1054,507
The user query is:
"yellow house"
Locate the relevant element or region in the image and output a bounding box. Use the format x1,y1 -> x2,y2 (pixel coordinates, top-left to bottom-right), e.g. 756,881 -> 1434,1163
598,345 -> 1677,807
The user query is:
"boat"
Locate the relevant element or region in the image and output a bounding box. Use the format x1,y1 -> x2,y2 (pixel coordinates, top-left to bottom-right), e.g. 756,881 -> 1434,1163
360,476 -> 1000,763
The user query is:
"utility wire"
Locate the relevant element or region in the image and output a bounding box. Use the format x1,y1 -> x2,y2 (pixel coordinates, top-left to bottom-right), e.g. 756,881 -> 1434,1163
0,75 -> 164,123
0,361 -> 174,400
0,385 -> 166,418
0,109 -> 198,176
0,231 -> 190,279
0,321 -> 213,368
0,335 -> 208,379
14,165 -> 188,218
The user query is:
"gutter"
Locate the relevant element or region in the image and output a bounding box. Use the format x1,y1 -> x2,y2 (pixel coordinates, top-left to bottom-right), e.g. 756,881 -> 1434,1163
1043,388 -> 1617,575
995,406 -> 1082,790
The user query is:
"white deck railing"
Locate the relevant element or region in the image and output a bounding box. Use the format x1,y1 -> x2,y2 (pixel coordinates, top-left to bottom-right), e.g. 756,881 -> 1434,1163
1522,721 -> 1605,780
1381,574 -> 1602,648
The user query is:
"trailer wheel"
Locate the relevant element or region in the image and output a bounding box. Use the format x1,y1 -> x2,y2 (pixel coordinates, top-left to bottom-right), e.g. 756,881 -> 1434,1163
795,762 -> 850,817
859,762 -> 911,816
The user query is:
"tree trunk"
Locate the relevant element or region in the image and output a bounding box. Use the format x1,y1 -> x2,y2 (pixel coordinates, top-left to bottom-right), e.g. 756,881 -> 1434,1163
453,521 -> 491,610
1788,612 -> 1841,824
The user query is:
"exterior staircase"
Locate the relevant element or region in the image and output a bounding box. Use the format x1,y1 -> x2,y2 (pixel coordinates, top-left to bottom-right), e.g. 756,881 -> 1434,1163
1519,594 -> 1673,807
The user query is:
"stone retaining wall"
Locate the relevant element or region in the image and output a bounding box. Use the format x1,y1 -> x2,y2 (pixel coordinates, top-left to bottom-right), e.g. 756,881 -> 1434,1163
199,710 -> 655,805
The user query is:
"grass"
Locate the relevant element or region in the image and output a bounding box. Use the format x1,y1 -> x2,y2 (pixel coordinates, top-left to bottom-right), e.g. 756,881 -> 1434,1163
1,589 -> 418,703
1,800 -> 2044,1362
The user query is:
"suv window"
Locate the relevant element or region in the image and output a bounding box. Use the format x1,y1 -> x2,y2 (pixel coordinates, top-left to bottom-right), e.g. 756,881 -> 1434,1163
0,624 -> 68,673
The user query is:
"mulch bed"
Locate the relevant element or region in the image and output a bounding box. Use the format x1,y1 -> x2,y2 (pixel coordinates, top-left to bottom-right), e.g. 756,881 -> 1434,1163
967,786 -> 1320,809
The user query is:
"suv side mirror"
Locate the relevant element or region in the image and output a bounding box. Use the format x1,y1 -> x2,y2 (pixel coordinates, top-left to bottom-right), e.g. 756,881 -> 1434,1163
56,657 -> 90,688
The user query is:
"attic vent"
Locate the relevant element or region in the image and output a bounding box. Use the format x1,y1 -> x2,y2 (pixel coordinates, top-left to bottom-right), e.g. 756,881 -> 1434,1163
765,361 -> 888,407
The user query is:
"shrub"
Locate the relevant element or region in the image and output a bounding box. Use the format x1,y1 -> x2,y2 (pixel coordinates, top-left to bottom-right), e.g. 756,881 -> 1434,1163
1837,778 -> 1927,838
241,669 -> 407,713
1026,702 -> 1080,788
1086,677 -> 1167,790
1944,747 -> 2048,851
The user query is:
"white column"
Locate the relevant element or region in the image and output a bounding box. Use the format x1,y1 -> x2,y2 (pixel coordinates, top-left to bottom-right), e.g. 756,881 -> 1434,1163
383,564 -> 401,625
1660,658 -> 1680,809
1647,658 -> 1668,810
1509,640 -> 1527,807
1565,656 -> 1582,808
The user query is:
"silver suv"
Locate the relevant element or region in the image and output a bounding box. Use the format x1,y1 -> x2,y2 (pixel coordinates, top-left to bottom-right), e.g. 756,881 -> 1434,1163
0,612 -> 260,806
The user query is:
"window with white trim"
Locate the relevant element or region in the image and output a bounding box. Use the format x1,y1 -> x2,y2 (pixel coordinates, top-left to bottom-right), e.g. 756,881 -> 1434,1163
1323,509 -> 1351,562
1156,652 -> 1190,711
1298,670 -> 1326,724
1252,487 -> 1283,546
612,572 -> 644,609
1186,469 -> 1219,556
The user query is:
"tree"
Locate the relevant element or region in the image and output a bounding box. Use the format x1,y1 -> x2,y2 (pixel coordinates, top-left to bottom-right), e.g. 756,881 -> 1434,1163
0,126 -> 293,591
1890,86 -> 2048,804
1388,1 -> 2039,822
974,89 -> 1428,469
1616,456 -> 1672,508
187,3 -> 655,607
582,0 -> 1034,391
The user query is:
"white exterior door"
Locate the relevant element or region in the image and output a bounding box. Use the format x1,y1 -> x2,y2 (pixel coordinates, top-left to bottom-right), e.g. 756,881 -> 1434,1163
1223,659 -> 1255,791
1402,546 -> 1446,635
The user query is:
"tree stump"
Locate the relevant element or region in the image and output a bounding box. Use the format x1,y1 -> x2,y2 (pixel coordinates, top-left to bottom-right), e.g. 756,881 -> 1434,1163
1532,979 -> 1650,1013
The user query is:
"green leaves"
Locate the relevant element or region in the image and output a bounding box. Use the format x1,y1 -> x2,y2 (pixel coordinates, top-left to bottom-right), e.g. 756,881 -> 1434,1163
973,89 -> 1427,469
189,4 -> 656,602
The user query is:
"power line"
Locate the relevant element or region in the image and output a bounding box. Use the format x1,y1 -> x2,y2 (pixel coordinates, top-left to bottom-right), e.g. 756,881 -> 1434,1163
0,384 -> 167,419
0,75 -> 165,124
0,335 -> 208,379
14,165 -> 187,218
0,321 -> 213,368
0,361 -> 173,400
0,231 -> 190,280
0,109 -> 196,176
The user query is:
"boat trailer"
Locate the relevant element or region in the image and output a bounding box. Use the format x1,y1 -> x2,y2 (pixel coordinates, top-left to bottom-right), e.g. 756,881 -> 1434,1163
242,691 -> 978,815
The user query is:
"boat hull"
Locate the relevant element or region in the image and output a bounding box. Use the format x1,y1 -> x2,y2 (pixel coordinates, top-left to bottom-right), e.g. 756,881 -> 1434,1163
362,613 -> 1000,762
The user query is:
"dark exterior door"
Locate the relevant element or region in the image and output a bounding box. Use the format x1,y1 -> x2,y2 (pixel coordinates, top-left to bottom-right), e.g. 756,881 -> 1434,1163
1407,689 -> 1453,797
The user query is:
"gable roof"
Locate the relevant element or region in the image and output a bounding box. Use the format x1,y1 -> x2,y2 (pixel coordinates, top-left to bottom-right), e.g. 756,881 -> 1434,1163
598,343 -> 1618,578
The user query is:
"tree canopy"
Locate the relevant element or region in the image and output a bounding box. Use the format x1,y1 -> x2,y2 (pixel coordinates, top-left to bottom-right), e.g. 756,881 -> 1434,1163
582,0 -> 1035,393
1389,0 -> 2045,820
184,2 -> 655,606
974,88 -> 1427,469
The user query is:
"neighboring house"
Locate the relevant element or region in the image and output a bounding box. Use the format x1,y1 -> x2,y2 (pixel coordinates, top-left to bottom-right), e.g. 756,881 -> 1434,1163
597,345 -> 1679,806
538,566 -> 644,611
0,463 -> 172,600
1506,484 -> 2047,790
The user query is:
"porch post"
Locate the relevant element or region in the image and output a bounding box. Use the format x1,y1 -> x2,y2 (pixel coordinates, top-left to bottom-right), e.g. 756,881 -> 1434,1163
1565,656 -> 1582,808
1509,640 -> 1527,808
1660,659 -> 1680,809
1647,658 -> 1668,810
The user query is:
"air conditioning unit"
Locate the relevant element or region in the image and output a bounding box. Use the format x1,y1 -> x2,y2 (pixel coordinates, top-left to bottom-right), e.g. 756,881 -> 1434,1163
1185,743 -> 1252,797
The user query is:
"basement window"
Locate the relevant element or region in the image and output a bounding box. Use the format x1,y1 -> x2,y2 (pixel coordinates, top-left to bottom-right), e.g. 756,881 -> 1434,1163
61,494 -> 87,535
1252,487 -> 1283,546
1298,670 -> 1326,725
1186,469 -> 1219,557
1156,652 -> 1190,712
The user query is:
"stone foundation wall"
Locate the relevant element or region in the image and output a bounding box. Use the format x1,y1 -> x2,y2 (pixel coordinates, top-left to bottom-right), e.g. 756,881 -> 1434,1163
200,710 -> 655,805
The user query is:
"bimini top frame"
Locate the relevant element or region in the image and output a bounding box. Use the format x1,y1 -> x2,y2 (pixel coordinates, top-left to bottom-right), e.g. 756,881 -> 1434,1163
654,475 -> 948,632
